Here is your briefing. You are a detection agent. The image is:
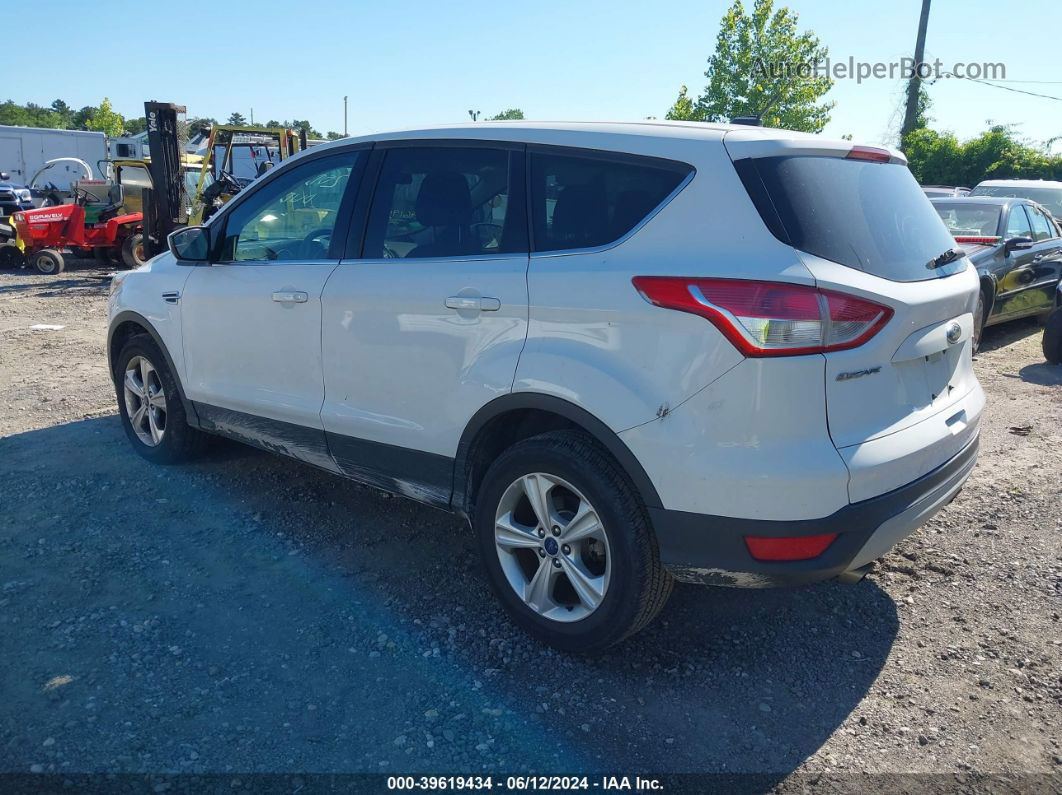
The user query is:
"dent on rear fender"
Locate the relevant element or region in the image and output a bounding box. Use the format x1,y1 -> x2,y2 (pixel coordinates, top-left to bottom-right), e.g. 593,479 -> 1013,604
618,358 -> 851,521
513,333 -> 744,432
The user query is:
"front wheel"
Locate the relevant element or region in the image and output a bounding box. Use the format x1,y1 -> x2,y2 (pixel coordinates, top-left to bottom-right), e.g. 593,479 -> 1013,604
115,334 -> 208,463
1043,308 -> 1062,364
30,249 -> 65,275
474,431 -> 672,652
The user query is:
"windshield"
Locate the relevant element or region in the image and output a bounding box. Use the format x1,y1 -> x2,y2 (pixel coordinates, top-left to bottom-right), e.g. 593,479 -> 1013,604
931,202 -> 1001,237
969,185 -> 1062,217
735,155 -> 963,282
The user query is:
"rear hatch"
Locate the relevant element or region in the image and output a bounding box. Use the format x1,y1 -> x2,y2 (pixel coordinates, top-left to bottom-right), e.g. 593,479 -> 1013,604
726,132 -> 980,491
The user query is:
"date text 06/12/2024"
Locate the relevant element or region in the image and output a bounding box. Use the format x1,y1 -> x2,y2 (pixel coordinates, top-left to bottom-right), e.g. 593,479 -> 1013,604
386,775 -> 664,790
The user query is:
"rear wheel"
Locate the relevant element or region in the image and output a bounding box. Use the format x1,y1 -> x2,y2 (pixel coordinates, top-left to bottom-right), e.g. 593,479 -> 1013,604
115,334 -> 208,463
1043,308 -> 1062,365
120,233 -> 146,269
474,431 -> 672,652
30,249 -> 65,275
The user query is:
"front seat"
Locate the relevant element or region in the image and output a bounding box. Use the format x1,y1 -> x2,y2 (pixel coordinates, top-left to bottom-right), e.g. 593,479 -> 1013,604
407,172 -> 476,258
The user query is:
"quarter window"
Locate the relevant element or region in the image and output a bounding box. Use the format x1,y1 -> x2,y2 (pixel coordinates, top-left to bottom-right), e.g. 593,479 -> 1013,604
1004,205 -> 1032,240
363,146 -> 525,259
219,152 -> 360,262
529,150 -> 691,252
1029,206 -> 1054,241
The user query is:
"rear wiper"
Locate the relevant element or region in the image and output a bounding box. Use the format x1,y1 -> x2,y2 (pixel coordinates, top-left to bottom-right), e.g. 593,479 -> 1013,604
926,247 -> 962,270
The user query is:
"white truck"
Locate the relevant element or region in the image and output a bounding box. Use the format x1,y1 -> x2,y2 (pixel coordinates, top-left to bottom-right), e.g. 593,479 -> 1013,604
0,125 -> 108,204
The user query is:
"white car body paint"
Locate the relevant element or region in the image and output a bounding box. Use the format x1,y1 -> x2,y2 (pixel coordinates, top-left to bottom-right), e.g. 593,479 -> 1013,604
108,120 -> 983,587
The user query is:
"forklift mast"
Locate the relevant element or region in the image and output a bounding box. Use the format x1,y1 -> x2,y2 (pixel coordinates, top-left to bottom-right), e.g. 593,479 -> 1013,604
143,101 -> 187,258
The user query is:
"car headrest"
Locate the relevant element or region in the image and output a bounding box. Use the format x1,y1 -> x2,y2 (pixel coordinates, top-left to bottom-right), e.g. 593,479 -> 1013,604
416,172 -> 472,227
550,184 -> 608,247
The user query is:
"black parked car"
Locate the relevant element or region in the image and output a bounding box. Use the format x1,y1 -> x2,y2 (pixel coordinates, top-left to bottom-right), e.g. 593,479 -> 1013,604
0,171 -> 33,217
930,197 -> 1062,350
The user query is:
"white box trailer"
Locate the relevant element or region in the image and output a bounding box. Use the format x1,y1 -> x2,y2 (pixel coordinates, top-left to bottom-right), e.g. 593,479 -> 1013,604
0,125 -> 107,192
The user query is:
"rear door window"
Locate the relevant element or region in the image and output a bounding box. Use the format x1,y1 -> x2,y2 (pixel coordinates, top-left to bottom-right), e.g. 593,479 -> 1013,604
735,155 -> 962,282
529,149 -> 692,252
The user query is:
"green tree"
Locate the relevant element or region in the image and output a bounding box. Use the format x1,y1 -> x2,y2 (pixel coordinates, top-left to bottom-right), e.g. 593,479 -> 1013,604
903,125 -> 1062,186
124,116 -> 147,135
665,86 -> 698,121
226,112 -> 248,126
85,97 -> 124,137
0,99 -> 31,126
72,105 -> 96,129
326,131 -> 344,140
489,108 -> 525,120
666,0 -> 833,131
289,119 -> 322,138
50,99 -> 74,128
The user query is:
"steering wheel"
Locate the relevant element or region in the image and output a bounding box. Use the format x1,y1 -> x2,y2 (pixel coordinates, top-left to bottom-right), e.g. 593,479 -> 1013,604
302,227 -> 333,258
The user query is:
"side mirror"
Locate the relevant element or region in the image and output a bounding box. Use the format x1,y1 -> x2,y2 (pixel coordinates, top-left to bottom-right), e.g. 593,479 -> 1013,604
1004,236 -> 1034,254
168,225 -> 211,262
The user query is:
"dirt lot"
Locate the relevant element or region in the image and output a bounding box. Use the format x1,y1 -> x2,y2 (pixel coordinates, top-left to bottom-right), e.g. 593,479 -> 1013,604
1,261 -> 1060,786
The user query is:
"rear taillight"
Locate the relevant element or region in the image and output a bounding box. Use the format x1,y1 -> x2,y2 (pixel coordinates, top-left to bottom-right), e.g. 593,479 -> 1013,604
744,533 -> 838,561
632,277 -> 893,357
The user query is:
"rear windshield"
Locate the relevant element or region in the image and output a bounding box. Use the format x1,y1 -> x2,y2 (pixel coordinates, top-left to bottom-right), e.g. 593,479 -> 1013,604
735,155 -> 964,282
969,185 -> 1062,218
931,202 -> 1001,237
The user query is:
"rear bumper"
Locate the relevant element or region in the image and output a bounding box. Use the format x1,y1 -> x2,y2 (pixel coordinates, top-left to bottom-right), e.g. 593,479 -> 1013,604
651,434 -> 978,587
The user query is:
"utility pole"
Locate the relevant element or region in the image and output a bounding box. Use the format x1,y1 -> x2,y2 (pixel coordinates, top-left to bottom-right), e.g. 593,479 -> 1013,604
900,0 -> 931,144
250,107 -> 254,125
343,96 -> 348,136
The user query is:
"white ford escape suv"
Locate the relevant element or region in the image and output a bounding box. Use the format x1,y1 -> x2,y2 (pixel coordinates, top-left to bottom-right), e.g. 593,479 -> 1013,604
108,121 -> 984,651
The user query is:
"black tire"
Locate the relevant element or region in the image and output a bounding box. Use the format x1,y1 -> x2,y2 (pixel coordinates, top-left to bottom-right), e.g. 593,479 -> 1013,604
115,334 -> 209,464
1043,308 -> 1062,365
0,242 -> 24,269
972,289 -> 988,353
30,248 -> 64,275
120,233 -> 146,269
474,431 -> 672,652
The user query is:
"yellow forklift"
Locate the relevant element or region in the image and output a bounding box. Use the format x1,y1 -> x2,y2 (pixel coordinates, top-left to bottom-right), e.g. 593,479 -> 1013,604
190,124 -> 305,223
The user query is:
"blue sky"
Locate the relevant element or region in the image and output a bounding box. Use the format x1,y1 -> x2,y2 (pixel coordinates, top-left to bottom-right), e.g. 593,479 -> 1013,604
20,0 -> 1062,149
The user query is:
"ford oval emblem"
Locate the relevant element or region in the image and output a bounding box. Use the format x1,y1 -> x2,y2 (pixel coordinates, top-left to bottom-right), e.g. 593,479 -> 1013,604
946,322 -> 962,345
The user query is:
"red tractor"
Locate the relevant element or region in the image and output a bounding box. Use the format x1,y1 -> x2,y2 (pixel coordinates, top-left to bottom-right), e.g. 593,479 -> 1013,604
6,183 -> 144,275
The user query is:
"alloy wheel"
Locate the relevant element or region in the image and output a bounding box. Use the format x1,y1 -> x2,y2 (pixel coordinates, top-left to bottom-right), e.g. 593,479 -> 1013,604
494,472 -> 611,622
123,355 -> 167,446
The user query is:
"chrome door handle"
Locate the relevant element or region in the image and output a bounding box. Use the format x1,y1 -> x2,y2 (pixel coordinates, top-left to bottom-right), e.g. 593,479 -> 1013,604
445,296 -> 501,312
272,290 -> 308,303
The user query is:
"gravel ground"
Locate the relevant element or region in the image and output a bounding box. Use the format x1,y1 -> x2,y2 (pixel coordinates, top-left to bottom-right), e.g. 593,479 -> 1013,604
0,260 -> 1060,786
